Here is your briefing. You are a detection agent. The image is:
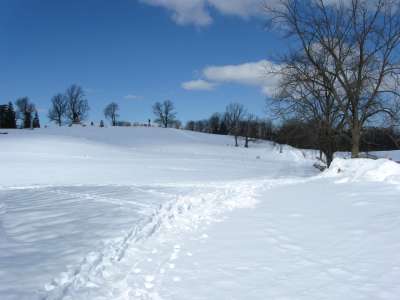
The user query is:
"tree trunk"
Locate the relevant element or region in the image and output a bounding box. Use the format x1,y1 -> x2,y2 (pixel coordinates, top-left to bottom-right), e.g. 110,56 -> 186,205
351,122 -> 361,158
325,150 -> 334,168
235,135 -> 238,147
245,136 -> 249,148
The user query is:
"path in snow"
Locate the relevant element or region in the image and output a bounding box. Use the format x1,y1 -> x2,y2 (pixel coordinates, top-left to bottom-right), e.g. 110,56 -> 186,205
40,180 -> 269,299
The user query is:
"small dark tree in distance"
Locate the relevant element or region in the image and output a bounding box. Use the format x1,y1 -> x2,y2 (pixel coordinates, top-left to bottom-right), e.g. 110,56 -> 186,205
48,93 -> 67,126
224,102 -> 246,147
0,102 -> 16,128
7,102 -> 16,128
0,104 -> 7,128
32,110 -> 40,128
208,113 -> 222,134
65,84 -> 89,124
185,120 -> 195,131
16,97 -> 35,128
243,114 -> 255,148
152,100 -> 177,128
104,102 -> 119,126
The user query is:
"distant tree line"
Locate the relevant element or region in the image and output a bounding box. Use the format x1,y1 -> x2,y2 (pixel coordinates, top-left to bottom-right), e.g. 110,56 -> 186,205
184,102 -> 400,157
185,102 -> 274,148
273,119 -> 400,155
0,98 -> 40,129
1,84 -> 91,129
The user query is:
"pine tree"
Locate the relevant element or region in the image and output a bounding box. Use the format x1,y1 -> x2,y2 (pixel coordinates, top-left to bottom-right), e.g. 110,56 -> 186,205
7,102 -> 16,128
0,104 -> 6,128
32,111 -> 40,128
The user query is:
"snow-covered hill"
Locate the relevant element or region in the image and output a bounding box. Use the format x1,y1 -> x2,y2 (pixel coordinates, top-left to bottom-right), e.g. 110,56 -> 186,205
0,127 -> 399,300
0,127 -> 312,187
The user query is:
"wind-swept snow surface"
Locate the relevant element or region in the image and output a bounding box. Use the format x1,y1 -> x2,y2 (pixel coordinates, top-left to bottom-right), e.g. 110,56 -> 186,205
0,127 -> 399,300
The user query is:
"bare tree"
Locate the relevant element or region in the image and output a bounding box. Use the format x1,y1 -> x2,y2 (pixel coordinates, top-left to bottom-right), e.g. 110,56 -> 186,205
152,100 -> 177,128
267,0 -> 400,158
65,84 -> 89,124
208,113 -> 222,134
48,93 -> 67,126
225,103 -> 247,147
243,113 -> 256,148
271,50 -> 346,166
173,119 -> 182,129
185,120 -> 195,131
104,102 -> 119,126
16,97 -> 35,129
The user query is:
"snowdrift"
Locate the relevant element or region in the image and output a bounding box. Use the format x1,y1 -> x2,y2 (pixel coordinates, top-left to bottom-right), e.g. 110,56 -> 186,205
324,158 -> 400,184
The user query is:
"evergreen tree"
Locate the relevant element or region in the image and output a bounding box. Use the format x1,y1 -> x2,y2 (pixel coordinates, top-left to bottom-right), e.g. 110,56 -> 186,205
0,104 -> 6,128
32,111 -> 40,128
7,102 -> 16,128
0,102 -> 17,128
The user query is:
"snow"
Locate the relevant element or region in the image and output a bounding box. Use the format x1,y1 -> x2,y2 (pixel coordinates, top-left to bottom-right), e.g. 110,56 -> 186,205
1,127 -> 399,300
372,150 -> 400,162
0,127 -> 311,187
325,158 -> 400,184
160,177 -> 400,300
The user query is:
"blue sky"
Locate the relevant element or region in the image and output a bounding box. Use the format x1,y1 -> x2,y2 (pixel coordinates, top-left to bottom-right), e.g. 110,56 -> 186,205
0,0 -> 286,124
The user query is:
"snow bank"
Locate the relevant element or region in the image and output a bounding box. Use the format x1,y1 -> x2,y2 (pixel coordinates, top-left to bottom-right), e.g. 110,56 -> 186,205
324,158 -> 400,184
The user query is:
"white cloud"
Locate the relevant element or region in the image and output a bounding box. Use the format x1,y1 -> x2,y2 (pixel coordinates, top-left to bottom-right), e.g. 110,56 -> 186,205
182,79 -> 217,91
208,0 -> 264,18
140,0 -> 348,26
124,94 -> 142,100
140,0 -> 212,26
199,60 -> 281,95
140,0 -> 264,26
203,60 -> 268,85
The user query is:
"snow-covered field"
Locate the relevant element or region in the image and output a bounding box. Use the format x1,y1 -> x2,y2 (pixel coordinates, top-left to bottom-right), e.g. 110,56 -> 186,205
0,127 -> 399,300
